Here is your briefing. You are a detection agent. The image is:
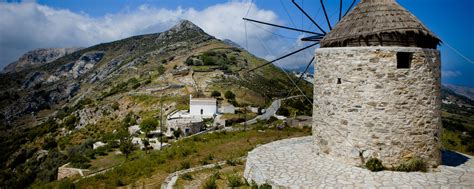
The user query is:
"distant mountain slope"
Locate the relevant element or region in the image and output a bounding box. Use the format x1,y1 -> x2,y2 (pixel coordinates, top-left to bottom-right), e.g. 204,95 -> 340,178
223,39 -> 243,49
443,84 -> 474,101
441,85 -> 474,114
3,48 -> 82,73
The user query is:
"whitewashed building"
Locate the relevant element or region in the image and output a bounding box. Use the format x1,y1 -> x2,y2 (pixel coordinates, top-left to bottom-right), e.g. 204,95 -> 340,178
189,95 -> 217,117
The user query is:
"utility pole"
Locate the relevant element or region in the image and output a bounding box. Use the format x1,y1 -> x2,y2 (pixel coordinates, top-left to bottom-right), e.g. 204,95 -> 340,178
244,105 -> 247,131
159,98 -> 164,150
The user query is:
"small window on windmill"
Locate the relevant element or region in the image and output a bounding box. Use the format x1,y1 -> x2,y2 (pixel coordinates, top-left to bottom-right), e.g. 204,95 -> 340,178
337,78 -> 342,84
397,52 -> 413,69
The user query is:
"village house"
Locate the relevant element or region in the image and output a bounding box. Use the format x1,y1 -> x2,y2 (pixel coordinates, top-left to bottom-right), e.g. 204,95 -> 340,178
163,95 -> 218,137
189,95 -> 217,117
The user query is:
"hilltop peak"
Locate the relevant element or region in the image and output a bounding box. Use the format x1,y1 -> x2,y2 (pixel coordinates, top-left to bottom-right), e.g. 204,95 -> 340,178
159,20 -> 214,41
169,20 -> 204,33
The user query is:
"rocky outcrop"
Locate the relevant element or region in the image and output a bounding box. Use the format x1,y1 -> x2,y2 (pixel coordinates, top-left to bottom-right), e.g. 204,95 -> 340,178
56,51 -> 104,79
4,48 -> 82,73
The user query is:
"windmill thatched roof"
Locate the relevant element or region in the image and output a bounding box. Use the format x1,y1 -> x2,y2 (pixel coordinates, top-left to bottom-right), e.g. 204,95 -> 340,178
320,0 -> 440,49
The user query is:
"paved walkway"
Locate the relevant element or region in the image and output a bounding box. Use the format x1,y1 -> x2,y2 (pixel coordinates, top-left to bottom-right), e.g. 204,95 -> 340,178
244,137 -> 474,188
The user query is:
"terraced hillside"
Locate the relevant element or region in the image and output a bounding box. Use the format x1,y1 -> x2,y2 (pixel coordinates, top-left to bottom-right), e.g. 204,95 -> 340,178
0,20 -> 312,188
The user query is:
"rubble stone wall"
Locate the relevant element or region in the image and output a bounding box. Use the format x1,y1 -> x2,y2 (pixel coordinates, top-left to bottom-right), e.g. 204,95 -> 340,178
313,46 -> 441,167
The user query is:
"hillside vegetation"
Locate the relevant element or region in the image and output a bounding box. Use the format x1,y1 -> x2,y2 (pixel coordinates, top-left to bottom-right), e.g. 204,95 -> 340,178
0,20 -> 312,188
441,88 -> 474,155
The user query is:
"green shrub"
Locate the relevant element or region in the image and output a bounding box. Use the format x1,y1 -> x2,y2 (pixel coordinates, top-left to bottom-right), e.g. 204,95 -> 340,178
250,180 -> 259,189
111,102 -> 120,111
180,161 -> 191,170
199,159 -> 210,165
207,154 -> 214,161
64,115 -> 78,130
365,158 -> 384,172
122,112 -> 137,128
211,171 -> 221,179
128,78 -> 141,89
43,137 -> 57,150
202,176 -> 217,189
225,91 -> 235,100
69,154 -> 90,169
140,118 -> 158,137
226,159 -> 238,166
276,107 -> 290,117
157,65 -> 166,75
260,183 -> 272,189
58,180 -> 76,189
394,157 -> 427,172
185,58 -> 194,66
94,146 -> 108,156
173,128 -> 182,139
467,143 -> 474,153
114,178 -> 126,186
211,91 -> 221,98
227,174 -> 244,187
181,173 -> 193,181
56,109 -> 68,119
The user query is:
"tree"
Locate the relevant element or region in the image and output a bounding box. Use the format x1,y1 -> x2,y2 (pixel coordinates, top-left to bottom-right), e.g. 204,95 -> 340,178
118,129 -> 135,160
64,115 -> 78,130
276,107 -> 290,117
157,65 -> 166,75
211,91 -> 221,98
122,112 -> 136,128
173,128 -> 182,139
224,91 -> 235,100
142,138 -> 151,154
122,112 -> 137,127
140,118 -> 158,138
185,58 -> 194,65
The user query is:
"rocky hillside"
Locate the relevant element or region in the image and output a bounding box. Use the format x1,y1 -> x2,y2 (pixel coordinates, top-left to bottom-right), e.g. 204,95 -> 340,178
0,20 -> 311,188
440,85 -> 474,156
3,48 -> 82,73
443,84 -> 474,101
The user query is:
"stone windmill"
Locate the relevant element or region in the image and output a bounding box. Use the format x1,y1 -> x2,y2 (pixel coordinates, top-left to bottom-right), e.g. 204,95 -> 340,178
244,0 -> 442,168
313,0 -> 441,168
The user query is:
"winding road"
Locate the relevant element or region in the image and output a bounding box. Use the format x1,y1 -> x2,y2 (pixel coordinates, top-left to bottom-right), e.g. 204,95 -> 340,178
242,96 -> 303,125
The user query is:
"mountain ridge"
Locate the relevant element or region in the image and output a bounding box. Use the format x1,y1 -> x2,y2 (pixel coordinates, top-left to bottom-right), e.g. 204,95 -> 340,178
443,84 -> 474,101
3,47 -> 83,73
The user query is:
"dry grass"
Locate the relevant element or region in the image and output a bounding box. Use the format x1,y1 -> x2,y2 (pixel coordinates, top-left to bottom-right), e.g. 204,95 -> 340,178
175,163 -> 249,189
41,127 -> 310,188
88,151 -> 124,173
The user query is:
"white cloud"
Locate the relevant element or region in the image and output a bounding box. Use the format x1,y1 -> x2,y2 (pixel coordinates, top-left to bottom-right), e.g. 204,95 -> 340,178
442,70 -> 462,78
0,1 -> 315,71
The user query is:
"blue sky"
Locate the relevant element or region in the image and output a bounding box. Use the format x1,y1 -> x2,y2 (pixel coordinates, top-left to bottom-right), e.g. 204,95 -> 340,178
1,0 -> 473,87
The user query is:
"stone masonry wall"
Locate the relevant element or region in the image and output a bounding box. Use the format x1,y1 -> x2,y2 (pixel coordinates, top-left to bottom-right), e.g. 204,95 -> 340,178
313,46 -> 441,167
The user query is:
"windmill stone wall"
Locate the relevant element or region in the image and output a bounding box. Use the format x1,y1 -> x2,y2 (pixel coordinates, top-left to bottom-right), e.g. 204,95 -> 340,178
313,46 -> 442,167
